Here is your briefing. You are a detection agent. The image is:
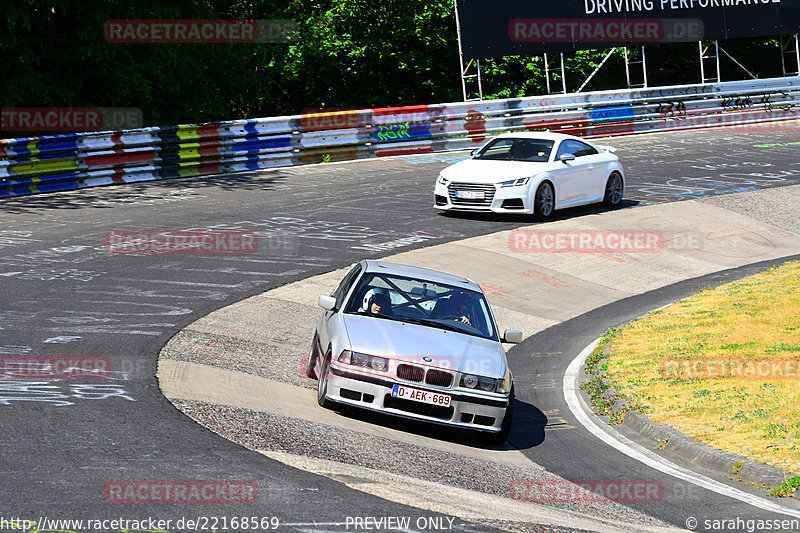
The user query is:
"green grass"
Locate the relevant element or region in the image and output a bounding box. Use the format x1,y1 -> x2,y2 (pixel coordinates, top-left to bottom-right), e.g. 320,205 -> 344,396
596,261 -> 800,473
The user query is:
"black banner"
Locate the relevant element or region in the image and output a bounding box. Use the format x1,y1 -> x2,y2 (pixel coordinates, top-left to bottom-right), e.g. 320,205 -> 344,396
456,0 -> 800,59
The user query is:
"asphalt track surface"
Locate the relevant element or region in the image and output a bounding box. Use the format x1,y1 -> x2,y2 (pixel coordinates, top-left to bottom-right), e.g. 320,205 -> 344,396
1,124 -> 800,531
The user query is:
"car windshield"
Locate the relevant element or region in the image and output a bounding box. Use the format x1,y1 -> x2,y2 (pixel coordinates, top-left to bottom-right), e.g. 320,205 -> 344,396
344,273 -> 497,340
474,138 -> 554,162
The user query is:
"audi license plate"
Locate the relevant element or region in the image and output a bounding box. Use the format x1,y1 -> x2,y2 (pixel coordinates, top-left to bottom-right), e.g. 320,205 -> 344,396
455,190 -> 484,200
391,385 -> 451,407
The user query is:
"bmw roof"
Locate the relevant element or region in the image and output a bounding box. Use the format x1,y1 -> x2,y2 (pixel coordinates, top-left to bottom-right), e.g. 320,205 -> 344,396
361,260 -> 482,292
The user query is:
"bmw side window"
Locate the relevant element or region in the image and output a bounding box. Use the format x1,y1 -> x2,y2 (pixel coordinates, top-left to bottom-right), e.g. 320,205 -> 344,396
333,265 -> 362,309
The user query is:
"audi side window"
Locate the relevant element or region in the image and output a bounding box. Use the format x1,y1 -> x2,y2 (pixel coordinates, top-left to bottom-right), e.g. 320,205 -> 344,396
572,141 -> 598,157
555,141 -> 574,159
557,140 -> 593,158
476,140 -> 512,160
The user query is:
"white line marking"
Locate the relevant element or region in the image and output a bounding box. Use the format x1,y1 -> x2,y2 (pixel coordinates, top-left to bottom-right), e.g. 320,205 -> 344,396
115,278 -> 244,288
564,338 -> 800,519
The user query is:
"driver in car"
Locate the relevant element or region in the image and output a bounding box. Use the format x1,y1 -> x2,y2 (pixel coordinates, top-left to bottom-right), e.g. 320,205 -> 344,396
509,142 -> 524,160
450,292 -> 473,326
368,292 -> 392,316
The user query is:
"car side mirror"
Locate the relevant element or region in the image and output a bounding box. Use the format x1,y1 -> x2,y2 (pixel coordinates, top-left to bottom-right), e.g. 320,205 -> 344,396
502,330 -> 523,344
559,153 -> 575,163
318,295 -> 337,311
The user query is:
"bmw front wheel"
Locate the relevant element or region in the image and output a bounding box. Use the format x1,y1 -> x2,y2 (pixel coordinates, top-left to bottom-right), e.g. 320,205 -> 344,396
306,332 -> 320,379
317,350 -> 335,409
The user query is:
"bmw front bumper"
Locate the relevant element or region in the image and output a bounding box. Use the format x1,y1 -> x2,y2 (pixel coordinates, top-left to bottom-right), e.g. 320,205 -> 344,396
324,362 -> 510,434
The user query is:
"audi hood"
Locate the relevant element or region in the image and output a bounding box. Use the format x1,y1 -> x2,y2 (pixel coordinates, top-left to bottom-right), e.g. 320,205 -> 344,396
439,159 -> 552,184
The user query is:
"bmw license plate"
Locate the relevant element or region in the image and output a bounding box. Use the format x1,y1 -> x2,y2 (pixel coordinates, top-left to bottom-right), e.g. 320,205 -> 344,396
455,190 -> 484,200
391,385 -> 451,407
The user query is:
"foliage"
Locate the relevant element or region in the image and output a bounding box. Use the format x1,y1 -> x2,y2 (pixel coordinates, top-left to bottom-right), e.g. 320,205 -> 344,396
1,1 -> 790,131
768,476 -> 800,498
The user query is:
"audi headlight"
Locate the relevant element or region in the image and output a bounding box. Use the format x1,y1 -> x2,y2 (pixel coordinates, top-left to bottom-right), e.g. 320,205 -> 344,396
436,174 -> 449,186
499,177 -> 530,188
339,350 -> 389,372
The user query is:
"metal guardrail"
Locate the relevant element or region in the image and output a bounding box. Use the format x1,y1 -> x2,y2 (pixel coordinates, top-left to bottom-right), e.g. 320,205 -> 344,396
2,76 -> 799,198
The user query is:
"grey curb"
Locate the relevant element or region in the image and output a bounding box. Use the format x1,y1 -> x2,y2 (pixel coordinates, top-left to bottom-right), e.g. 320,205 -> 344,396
621,412 -> 797,491
581,359 -> 800,501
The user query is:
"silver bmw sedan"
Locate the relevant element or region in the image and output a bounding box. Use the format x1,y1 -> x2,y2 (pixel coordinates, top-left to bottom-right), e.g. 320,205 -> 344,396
308,260 -> 522,445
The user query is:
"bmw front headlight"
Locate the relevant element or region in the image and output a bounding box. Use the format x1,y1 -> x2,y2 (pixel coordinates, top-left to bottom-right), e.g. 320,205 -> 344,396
460,373 -> 503,392
462,374 -> 479,388
338,350 -> 389,372
499,177 -> 530,188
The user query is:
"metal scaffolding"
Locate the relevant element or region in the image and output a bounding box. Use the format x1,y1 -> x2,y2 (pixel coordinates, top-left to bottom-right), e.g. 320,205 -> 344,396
453,0 -> 799,102
624,47 -> 648,89
699,40 -> 721,83
781,34 -> 800,77
544,53 -> 567,95
454,0 -> 483,101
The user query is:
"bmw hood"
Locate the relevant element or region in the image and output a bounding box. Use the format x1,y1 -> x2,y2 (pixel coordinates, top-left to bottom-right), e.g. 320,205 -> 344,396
341,314 -> 506,378
439,159 -> 550,184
